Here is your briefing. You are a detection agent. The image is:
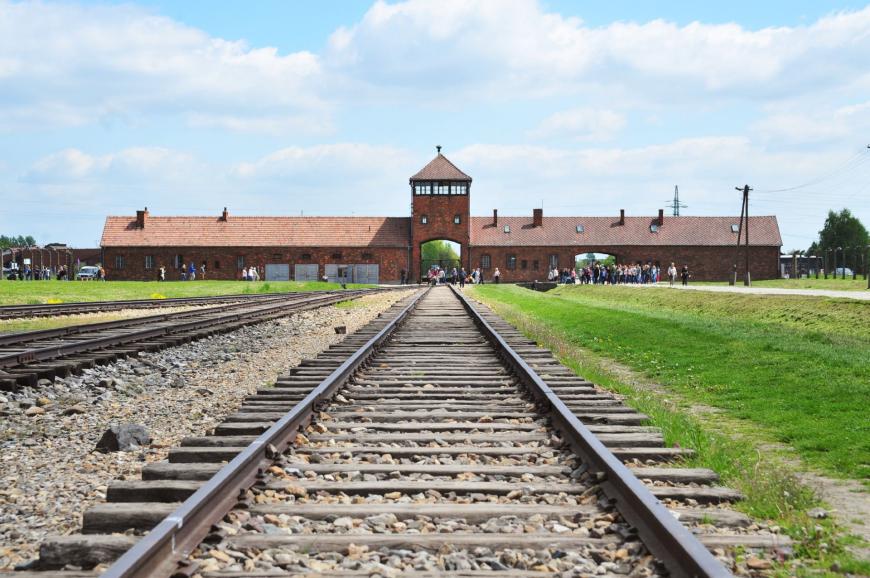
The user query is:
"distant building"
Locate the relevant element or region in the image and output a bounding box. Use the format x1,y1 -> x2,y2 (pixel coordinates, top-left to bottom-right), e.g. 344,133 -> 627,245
101,150 -> 782,282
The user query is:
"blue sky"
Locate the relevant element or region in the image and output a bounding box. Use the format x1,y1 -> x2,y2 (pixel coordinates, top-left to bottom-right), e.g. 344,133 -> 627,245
1,0 -> 869,249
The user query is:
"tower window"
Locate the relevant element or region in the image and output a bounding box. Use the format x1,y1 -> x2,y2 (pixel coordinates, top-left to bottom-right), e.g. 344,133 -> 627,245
421,215 -> 428,224
451,183 -> 467,195
437,183 -> 449,195
453,214 -> 461,224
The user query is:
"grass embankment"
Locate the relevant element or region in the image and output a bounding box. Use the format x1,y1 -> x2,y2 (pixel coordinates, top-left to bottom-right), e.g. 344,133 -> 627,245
701,277 -> 869,292
0,280 -> 373,306
468,284 -> 869,575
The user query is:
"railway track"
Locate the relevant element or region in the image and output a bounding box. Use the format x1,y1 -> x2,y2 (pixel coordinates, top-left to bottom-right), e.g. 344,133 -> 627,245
0,292 -> 342,321
0,289 -> 390,391
8,286 -> 788,577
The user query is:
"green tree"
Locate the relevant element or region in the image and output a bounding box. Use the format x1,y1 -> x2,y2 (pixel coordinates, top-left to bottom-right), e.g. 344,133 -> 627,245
421,240 -> 460,264
813,209 -> 869,253
0,234 -> 37,249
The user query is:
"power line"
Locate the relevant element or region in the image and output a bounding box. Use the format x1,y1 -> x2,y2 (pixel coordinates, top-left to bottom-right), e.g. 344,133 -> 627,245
665,185 -> 688,216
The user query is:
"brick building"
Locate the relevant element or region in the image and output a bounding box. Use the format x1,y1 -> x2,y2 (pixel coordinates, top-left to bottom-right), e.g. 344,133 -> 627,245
101,149 -> 782,283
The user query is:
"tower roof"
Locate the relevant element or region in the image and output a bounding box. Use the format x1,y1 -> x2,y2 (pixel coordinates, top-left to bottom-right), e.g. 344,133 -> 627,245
410,150 -> 471,182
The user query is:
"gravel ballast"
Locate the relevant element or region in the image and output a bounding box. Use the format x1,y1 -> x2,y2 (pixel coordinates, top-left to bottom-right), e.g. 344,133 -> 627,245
0,291 -> 412,568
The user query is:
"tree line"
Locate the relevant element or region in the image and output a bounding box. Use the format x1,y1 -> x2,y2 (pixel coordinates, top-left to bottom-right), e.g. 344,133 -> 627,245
805,209 -> 868,256
0,235 -> 38,249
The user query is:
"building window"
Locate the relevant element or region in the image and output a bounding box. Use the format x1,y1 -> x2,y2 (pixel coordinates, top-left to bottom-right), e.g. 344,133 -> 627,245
480,254 -> 491,269
521,259 -> 528,270
144,255 -> 154,269
576,224 -> 585,233
421,214 -> 428,224
650,224 -> 659,233
115,255 -> 125,270
507,255 -> 517,270
731,224 -> 740,233
451,183 -> 467,195
453,214 -> 461,225
214,260 -> 220,269
272,253 -> 281,260
331,252 -> 342,260
503,225 -> 511,233
362,252 -> 374,260
174,255 -> 184,269
549,254 -> 559,270
237,256 -> 245,270
414,182 -> 431,195
532,260 -> 539,270
437,182 -> 449,195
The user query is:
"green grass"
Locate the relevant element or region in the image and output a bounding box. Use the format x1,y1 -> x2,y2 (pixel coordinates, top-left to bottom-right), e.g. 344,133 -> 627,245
0,280 -> 374,306
699,277 -> 869,291
470,285 -> 869,479
469,284 -> 870,575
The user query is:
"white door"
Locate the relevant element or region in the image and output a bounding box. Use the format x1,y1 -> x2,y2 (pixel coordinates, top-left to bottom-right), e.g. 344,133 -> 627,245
294,264 -> 319,281
265,264 -> 290,281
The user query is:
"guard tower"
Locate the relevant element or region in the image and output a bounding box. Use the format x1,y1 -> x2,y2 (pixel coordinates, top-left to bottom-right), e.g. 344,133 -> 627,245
410,146 -> 472,282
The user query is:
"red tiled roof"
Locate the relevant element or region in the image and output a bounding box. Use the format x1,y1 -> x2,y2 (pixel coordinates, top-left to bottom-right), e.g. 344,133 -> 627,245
101,216 -> 410,248
410,154 -> 472,181
470,216 -> 782,247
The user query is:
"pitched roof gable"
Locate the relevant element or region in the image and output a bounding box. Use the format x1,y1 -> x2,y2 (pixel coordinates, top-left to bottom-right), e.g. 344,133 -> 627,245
410,154 -> 472,181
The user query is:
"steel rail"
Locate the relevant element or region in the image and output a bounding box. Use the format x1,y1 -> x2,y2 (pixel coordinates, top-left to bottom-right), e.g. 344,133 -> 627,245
450,285 -> 731,578
0,290 -> 360,319
0,292 -> 319,347
101,287 -> 429,578
0,289 -> 380,369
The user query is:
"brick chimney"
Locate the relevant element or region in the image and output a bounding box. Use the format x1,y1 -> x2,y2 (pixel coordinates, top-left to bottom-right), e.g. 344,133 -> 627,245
533,208 -> 543,227
221,207 -> 229,221
135,207 -> 149,228
493,209 -> 498,226
619,209 -> 625,226
658,209 -> 664,227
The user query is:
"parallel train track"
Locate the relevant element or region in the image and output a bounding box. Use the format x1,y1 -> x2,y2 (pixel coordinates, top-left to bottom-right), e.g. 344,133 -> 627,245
0,289 -> 392,391
0,292 -> 340,321
7,286 -> 788,577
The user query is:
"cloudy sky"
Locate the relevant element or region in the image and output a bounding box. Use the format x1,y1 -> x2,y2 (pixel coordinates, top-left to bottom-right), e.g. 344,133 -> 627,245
1,0 -> 869,250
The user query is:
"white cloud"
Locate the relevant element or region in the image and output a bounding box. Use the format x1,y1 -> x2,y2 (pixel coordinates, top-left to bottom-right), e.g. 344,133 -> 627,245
24,147 -> 200,183
755,101 -> 870,144
529,108 -> 626,141
0,1 -> 327,132
326,0 -> 870,103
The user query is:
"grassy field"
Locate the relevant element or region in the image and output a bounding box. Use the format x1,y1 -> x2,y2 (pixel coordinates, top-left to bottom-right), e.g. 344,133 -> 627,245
468,284 -> 869,575
0,280 -> 374,306
700,277 -> 869,291
469,285 -> 869,479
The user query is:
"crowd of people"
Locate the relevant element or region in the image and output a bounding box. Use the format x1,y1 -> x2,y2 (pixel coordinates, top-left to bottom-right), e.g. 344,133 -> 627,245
4,263 -> 87,281
550,262 -> 690,286
425,265 -> 501,287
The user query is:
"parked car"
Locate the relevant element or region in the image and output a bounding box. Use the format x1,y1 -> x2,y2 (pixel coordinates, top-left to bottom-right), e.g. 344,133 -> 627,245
834,267 -> 854,276
76,266 -> 100,280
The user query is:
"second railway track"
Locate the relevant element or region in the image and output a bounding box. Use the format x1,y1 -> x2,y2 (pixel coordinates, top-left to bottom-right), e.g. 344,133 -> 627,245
0,289 -> 391,390
9,286 -> 789,577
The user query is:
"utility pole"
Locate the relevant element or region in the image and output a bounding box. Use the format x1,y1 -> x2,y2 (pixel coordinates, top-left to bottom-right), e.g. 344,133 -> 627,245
666,185 -> 688,217
733,185 -> 752,286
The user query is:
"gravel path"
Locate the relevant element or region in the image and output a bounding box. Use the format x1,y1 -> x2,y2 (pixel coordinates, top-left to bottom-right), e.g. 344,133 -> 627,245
649,283 -> 870,300
0,291 -> 412,569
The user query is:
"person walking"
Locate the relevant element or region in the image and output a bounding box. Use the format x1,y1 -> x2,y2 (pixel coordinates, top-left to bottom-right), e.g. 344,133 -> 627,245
681,264 -> 689,286
493,267 -> 501,284
188,262 -> 196,281
459,268 -> 466,289
400,269 -> 406,285
667,263 -> 677,286
159,265 -> 166,282
200,262 -> 207,280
